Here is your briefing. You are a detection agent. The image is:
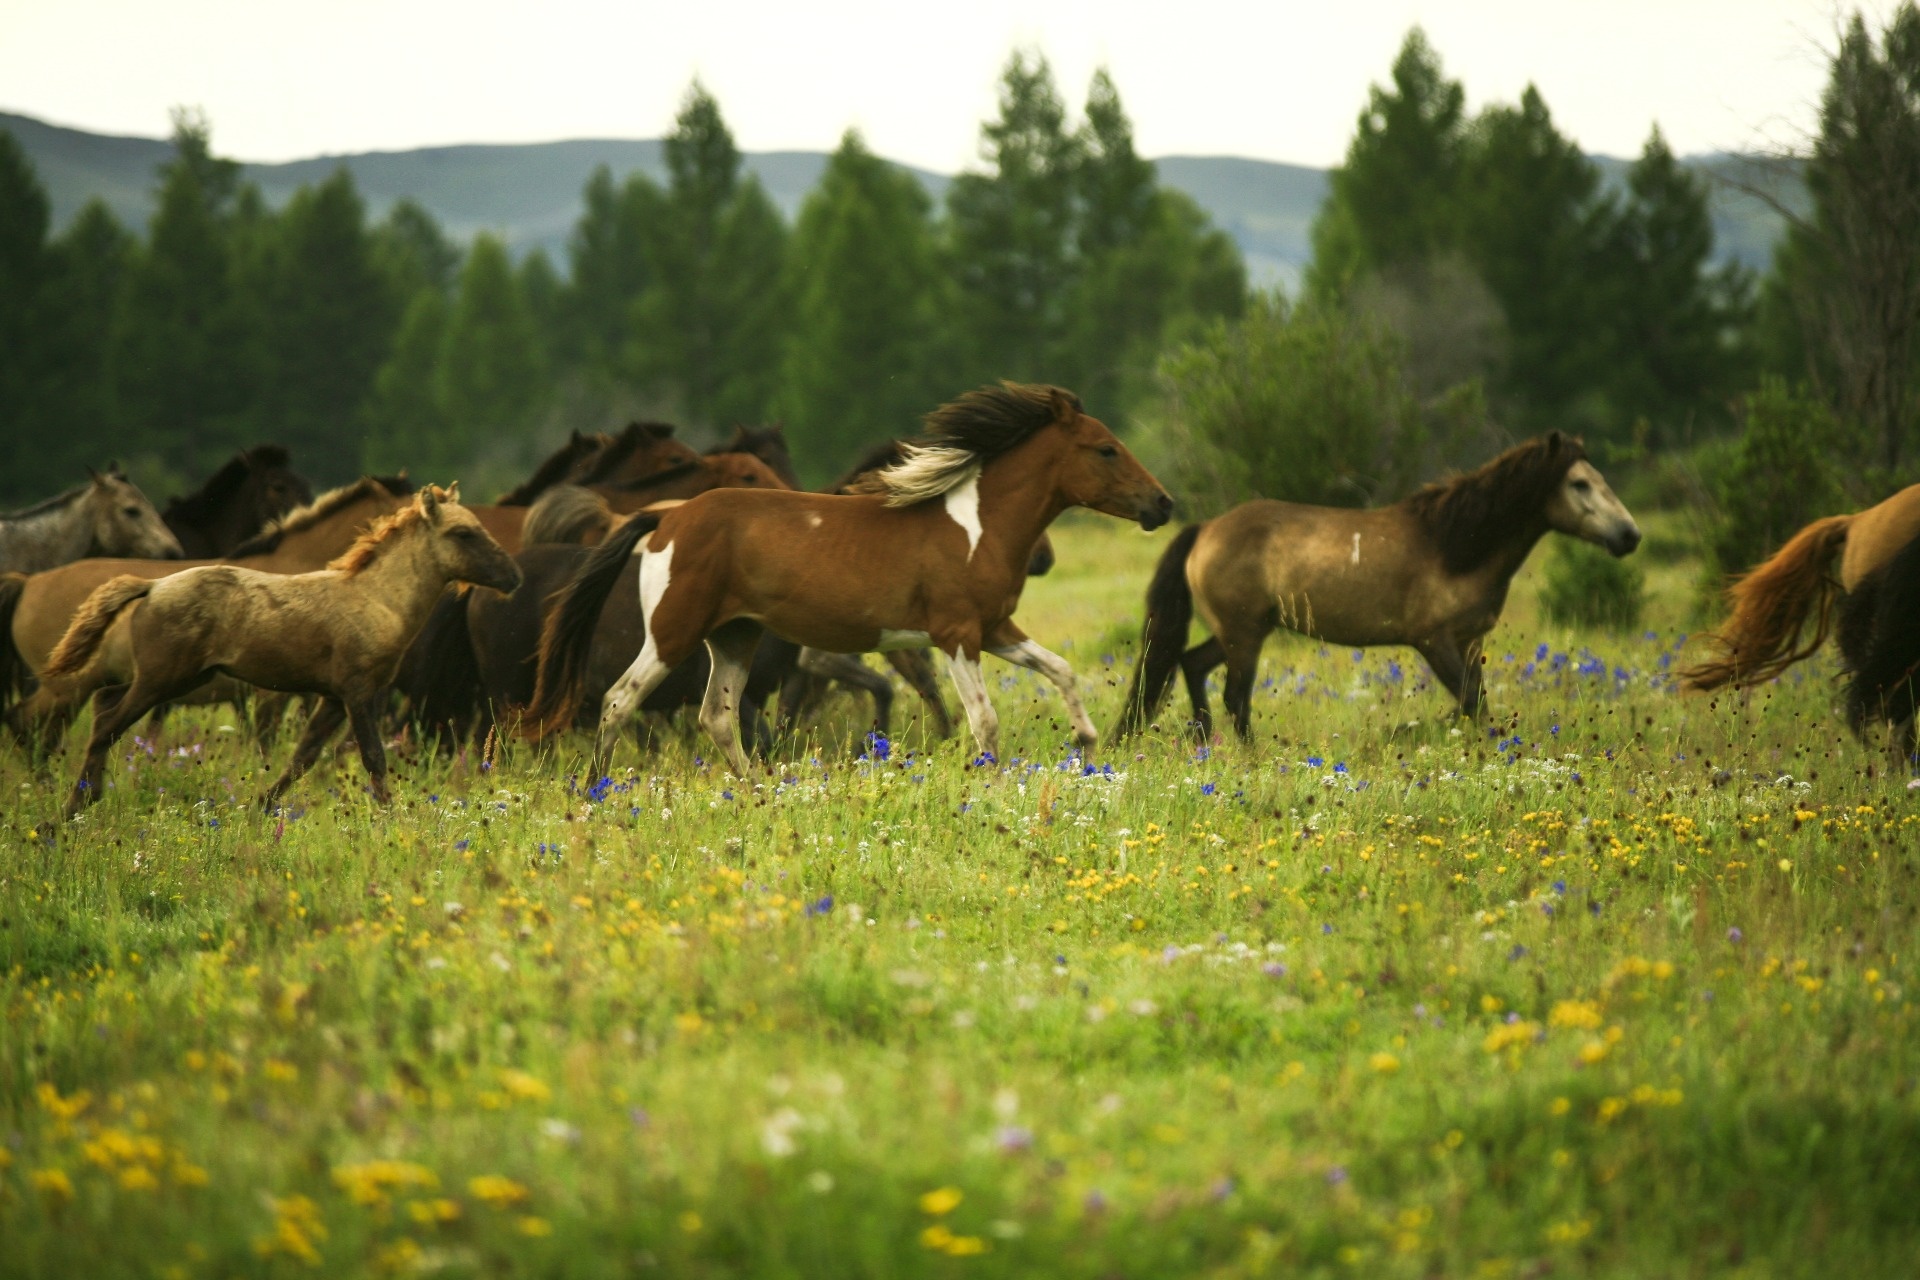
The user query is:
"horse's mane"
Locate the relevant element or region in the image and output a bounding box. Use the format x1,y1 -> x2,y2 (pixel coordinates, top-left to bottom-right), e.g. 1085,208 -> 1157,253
602,458 -> 704,494
707,424 -> 781,456
498,432 -> 608,505
3,483 -> 91,520
574,422 -> 681,486
228,475 -> 413,559
861,383 -> 1079,507
1401,433 -> 1585,575
163,447 -> 291,527
328,485 -> 452,576
833,439 -> 909,493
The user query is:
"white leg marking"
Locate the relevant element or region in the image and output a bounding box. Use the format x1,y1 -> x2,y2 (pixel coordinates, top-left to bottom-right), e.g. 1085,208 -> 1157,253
877,628 -> 932,651
944,473 -> 983,561
596,541 -> 677,761
700,637 -> 756,778
1350,532 -> 1361,566
943,647 -> 998,759
989,639 -> 1098,745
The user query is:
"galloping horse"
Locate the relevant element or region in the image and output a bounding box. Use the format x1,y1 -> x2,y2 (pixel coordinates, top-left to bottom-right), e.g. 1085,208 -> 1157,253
1680,484 -> 1920,691
0,469 -> 183,573
48,486 -> 520,815
525,383 -> 1172,777
161,446 -> 313,556
1,477 -> 416,744
1115,433 -> 1640,740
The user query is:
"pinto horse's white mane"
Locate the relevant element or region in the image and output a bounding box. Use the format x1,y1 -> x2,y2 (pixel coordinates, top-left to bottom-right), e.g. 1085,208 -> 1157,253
872,444 -> 983,508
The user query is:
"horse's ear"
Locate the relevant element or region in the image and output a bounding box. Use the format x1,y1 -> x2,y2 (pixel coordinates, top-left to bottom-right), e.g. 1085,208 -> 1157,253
445,480 -> 461,504
1048,387 -> 1081,421
1546,430 -> 1565,454
419,487 -> 441,522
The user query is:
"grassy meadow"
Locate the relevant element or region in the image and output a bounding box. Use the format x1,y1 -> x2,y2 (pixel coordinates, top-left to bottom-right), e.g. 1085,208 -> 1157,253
3,513 -> 1918,1277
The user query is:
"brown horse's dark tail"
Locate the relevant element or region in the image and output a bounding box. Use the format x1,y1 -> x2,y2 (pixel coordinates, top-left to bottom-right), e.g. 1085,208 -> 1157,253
524,512 -> 661,741
44,576 -> 154,680
1682,514 -> 1853,691
0,574 -> 29,713
1114,523 -> 1202,739
400,587 -> 483,747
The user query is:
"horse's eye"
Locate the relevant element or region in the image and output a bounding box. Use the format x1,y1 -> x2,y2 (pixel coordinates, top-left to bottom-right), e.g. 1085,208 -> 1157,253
124,506 -> 142,517
1098,445 -> 1119,459
1570,479 -> 1591,493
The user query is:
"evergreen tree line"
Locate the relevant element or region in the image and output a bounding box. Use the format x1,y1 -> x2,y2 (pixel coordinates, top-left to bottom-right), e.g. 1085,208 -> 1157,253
0,57 -> 1246,502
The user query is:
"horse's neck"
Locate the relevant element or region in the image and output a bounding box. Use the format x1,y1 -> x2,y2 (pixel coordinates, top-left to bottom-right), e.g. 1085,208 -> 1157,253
349,534 -> 454,633
0,498 -> 93,571
1474,516 -> 1553,591
974,459 -> 1067,581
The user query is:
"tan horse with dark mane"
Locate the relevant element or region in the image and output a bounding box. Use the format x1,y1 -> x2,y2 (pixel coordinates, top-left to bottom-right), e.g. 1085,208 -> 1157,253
1681,484 -> 1920,691
1115,433 -> 1641,740
525,383 -> 1172,776
1,477 -> 415,743
48,486 -> 520,816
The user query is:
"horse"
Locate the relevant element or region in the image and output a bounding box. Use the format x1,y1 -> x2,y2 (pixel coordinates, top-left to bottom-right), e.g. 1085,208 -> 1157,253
161,446 -> 313,557
0,468 -> 183,574
708,424 -> 802,489
524,382 -> 1172,778
1114,432 -> 1640,741
495,431 -> 613,505
467,448 -> 778,556
522,485 -> 616,547
1835,526 -> 1920,764
470,423 -> 703,552
1,477 -> 416,745
47,485 -> 521,816
1680,483 -> 1920,691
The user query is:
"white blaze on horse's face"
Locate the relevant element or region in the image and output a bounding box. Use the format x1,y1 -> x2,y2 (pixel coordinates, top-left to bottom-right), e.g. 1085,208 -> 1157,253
1547,459 -> 1642,558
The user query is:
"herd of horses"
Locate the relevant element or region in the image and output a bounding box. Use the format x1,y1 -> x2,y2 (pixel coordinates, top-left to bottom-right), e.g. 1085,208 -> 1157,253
4,380 -> 1920,817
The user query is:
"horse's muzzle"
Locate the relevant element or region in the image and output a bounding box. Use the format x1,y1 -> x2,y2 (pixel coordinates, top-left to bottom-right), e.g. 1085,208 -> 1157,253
1138,491 -> 1175,531
1606,525 -> 1642,557
484,564 -> 525,595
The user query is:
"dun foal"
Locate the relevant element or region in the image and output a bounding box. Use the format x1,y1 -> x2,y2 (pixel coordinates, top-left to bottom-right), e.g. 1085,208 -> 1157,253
1117,433 -> 1640,739
527,383 -> 1172,776
48,486 -> 520,815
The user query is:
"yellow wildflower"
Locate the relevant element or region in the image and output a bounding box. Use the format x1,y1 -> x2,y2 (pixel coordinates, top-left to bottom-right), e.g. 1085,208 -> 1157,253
468,1175 -> 530,1208
919,1186 -> 964,1216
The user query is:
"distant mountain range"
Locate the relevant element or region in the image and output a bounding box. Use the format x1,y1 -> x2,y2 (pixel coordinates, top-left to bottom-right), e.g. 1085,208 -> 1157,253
2,109 -> 1799,291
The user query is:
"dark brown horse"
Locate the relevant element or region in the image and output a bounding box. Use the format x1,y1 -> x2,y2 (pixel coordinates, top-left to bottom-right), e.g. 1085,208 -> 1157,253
162,446 -> 313,557
49,486 -> 520,815
526,383 -> 1172,776
1834,526 -> 1920,763
1116,433 -> 1640,740
495,431 -> 613,505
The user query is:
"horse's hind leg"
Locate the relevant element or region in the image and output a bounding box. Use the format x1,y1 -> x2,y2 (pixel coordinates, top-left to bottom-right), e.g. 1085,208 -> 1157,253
700,620 -> 765,779
1179,638 -> 1225,740
262,698 -> 348,809
887,649 -> 953,739
66,672 -> 211,817
798,648 -> 894,738
988,631 -> 1098,747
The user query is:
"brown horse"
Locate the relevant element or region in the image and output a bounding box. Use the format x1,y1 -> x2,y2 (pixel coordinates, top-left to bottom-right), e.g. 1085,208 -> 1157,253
1116,433 -> 1640,740
1,477 -> 416,743
48,486 -> 520,815
526,383 -> 1172,777
161,446 -> 313,556
0,469 -> 183,573
495,431 -> 613,505
1680,483 -> 1920,691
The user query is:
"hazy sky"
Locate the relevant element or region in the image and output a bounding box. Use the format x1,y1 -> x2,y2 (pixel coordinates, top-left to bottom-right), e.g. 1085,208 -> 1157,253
0,1 -> 1897,169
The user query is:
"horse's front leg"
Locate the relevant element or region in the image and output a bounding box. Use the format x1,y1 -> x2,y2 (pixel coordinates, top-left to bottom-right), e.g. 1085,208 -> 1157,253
797,647 -> 893,737
886,649 -> 953,739
262,698 -> 348,809
345,698 -> 392,804
988,629 -> 1098,748
940,644 -> 999,763
1417,636 -> 1485,718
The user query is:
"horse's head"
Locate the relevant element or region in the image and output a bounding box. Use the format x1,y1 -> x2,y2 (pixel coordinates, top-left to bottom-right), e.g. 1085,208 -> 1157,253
1542,436 -> 1641,557
421,485 -> 523,595
715,424 -> 802,489
1049,393 -> 1173,531
240,447 -> 314,530
86,467 -> 183,559
708,452 -> 792,490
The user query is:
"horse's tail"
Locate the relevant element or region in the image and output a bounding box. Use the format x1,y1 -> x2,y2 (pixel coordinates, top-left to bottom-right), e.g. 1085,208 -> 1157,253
1682,514 -> 1853,691
1114,523 -> 1203,739
1840,531 -> 1920,737
402,587 -> 483,746
523,512 -> 659,741
0,574 -> 28,712
43,576 -> 153,680
524,484 -> 614,547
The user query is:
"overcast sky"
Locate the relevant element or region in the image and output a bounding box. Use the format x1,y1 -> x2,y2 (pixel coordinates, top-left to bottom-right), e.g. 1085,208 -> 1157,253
0,1 -> 1896,170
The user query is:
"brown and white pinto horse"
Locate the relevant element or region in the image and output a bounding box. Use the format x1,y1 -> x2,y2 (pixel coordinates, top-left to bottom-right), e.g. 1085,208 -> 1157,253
1116,433 -> 1641,739
525,383 -> 1172,776
1681,484 -> 1920,691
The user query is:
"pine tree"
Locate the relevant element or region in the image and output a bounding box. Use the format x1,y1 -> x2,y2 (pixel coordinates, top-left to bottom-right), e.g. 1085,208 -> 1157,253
371,198 -> 461,303
363,286 -> 450,475
945,52 -> 1082,384
1306,29 -> 1467,298
563,166 -> 665,375
36,201 -> 135,486
628,84 -> 789,427
436,234 -> 546,465
247,169 -> 395,475
776,130 -> 947,480
0,128 -> 56,498
113,110 -> 256,475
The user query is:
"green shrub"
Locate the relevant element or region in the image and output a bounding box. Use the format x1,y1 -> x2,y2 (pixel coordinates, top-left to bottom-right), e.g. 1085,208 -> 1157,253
1541,536 -> 1646,630
1700,376 -> 1847,577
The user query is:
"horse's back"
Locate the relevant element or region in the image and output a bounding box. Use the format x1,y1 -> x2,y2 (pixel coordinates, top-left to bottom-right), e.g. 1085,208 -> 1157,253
16,557 -> 220,673
1841,484 -> 1920,589
1191,500 -> 1418,642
